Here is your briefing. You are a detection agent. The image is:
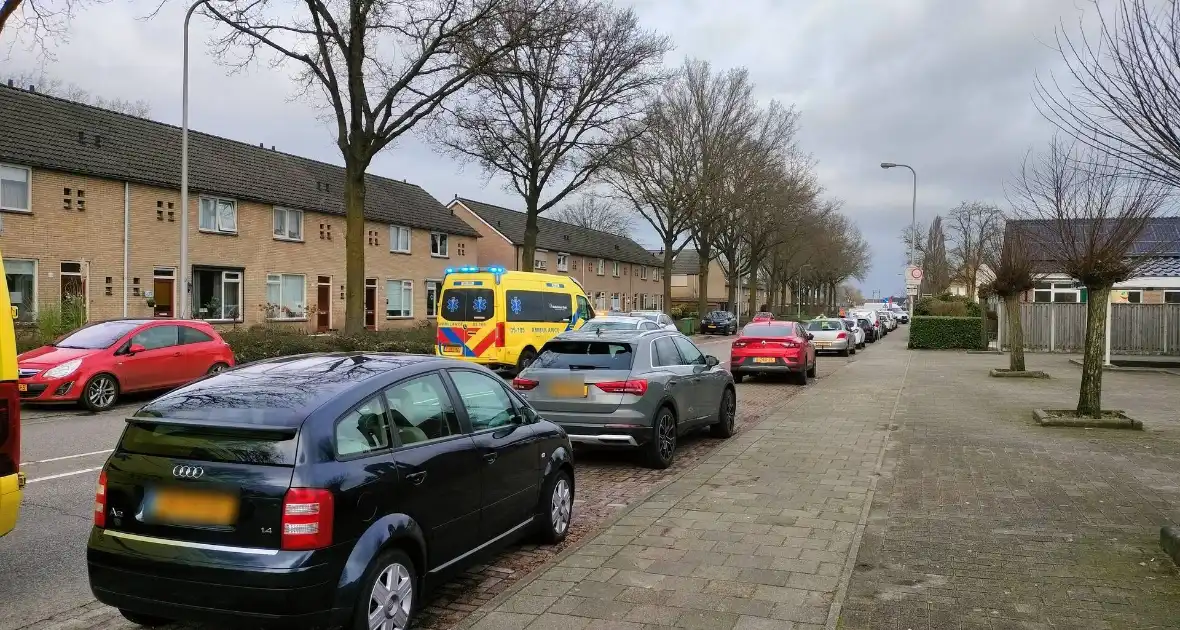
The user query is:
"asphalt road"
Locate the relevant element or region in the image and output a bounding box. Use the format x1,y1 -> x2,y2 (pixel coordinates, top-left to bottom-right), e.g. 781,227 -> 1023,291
0,334 -> 747,630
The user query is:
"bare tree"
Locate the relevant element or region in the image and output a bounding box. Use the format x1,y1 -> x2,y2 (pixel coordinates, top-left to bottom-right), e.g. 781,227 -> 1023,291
0,0 -> 104,54
1037,0 -> 1180,187
898,221 -> 928,263
984,219 -> 1037,372
5,70 -> 151,116
198,0 -> 539,333
946,201 -> 1003,302
549,194 -> 633,237
1009,137 -> 1168,417
435,0 -> 670,270
921,216 -> 951,295
744,159 -> 820,317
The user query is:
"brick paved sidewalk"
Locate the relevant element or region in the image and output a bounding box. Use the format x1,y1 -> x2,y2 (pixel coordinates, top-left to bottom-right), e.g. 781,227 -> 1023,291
461,334 -> 912,629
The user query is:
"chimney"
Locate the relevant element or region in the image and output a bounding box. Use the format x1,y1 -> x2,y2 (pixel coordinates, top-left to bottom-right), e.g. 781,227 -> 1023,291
28,84 -> 35,93
259,142 -> 264,148
6,79 -> 12,87
271,145 -> 275,151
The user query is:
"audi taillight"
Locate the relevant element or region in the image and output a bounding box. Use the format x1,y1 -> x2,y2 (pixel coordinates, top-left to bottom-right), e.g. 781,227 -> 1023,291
496,322 -> 506,348
512,377 -> 539,391
94,470 -> 107,528
837,332 -> 847,339
594,379 -> 648,395
282,488 -> 334,550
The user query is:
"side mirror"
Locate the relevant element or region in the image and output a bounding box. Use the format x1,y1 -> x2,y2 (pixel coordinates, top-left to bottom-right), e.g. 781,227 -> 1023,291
805,333 -> 814,341
127,343 -> 146,355
705,355 -> 719,367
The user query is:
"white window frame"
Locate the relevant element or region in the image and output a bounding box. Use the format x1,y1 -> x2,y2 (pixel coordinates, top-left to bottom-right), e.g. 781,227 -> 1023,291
390,225 -> 411,254
272,207 -> 303,241
0,164 -> 32,213
1122,289 -> 1143,304
534,250 -> 548,271
425,279 -> 441,318
193,268 -> 243,322
4,257 -> 37,321
557,253 -> 570,272
640,265 -> 648,280
386,279 -> 414,318
612,261 -> 621,277
265,273 -> 307,320
611,293 -> 621,310
199,196 -> 238,234
430,232 -> 449,258
596,259 -> 606,276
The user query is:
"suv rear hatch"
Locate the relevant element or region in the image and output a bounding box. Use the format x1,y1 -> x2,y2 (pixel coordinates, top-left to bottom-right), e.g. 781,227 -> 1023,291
515,339 -> 638,414
100,416 -> 298,550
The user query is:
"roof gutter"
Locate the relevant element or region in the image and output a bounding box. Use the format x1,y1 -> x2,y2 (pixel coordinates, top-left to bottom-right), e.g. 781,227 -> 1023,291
123,181 -> 130,317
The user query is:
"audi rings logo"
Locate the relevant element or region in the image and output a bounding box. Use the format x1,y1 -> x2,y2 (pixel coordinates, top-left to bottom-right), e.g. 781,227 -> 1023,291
172,465 -> 205,479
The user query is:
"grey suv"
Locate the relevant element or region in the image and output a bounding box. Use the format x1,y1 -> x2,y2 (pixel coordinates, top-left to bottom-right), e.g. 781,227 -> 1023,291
512,329 -> 736,468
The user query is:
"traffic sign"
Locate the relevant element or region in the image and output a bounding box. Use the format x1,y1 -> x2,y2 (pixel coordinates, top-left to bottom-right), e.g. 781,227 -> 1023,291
905,286 -> 918,296
905,265 -> 923,287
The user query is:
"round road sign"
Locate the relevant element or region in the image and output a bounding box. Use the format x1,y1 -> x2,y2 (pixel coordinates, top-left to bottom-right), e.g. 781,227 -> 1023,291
909,267 -> 923,281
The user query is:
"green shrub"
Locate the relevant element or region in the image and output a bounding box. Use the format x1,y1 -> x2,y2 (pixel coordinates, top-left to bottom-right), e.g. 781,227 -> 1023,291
915,294 -> 981,318
908,316 -> 985,350
221,324 -> 436,364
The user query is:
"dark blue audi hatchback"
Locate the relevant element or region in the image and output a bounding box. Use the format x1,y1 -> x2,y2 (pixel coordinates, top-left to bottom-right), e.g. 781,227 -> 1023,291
86,353 -> 575,629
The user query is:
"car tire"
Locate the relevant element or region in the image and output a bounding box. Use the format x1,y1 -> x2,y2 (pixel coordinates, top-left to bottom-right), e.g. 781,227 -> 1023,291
849,345 -> 856,356
840,347 -> 850,357
732,372 -> 744,384
516,347 -> 537,374
353,548 -> 417,630
207,362 -> 230,375
81,374 -> 120,413
118,610 -> 171,627
794,368 -> 809,386
710,387 -> 736,438
807,361 -> 817,378
535,468 -> 574,544
644,406 -> 677,469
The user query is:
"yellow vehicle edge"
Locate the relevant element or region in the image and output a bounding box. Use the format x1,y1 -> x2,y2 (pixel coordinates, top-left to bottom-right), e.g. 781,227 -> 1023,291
0,247 -> 25,537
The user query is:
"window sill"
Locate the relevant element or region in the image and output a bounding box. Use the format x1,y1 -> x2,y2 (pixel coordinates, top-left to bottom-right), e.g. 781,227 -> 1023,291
431,254 -> 450,259
274,236 -> 304,243
0,207 -> 31,214
199,229 -> 238,236
201,319 -> 244,324
386,315 -> 414,320
390,249 -> 411,255
267,318 -> 308,322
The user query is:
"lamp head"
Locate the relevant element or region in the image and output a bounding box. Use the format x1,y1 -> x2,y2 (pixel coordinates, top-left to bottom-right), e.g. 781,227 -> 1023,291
880,162 -> 897,169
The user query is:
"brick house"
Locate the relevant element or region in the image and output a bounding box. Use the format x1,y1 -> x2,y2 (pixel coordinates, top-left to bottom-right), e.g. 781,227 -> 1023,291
0,84 -> 480,330
448,198 -> 663,312
657,248 -> 769,312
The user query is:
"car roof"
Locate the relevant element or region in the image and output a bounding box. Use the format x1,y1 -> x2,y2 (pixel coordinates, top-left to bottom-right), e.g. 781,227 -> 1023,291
589,316 -> 645,323
137,352 -> 453,427
553,328 -> 666,342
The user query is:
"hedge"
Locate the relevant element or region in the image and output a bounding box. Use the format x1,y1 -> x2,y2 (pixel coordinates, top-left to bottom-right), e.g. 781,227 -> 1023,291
220,325 -> 436,364
908,316 -> 985,350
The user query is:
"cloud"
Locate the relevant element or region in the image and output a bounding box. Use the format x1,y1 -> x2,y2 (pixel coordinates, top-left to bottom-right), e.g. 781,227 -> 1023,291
2,0 -> 1093,295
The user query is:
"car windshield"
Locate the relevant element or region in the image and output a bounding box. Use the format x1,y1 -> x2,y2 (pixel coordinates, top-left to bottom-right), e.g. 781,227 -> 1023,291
742,324 -> 795,337
706,311 -> 730,319
807,320 -> 842,331
629,312 -> 659,322
534,341 -> 635,370
581,320 -> 637,332
54,321 -> 141,349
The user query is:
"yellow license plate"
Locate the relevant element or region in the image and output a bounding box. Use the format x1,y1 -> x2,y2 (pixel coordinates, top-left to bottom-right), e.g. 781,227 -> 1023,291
815,342 -> 831,348
441,345 -> 464,355
550,383 -> 588,398
753,357 -> 777,364
149,487 -> 238,526
17,383 -> 27,392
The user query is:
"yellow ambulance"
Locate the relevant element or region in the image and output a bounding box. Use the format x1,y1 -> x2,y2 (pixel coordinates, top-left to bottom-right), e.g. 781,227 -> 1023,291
0,250 -> 24,537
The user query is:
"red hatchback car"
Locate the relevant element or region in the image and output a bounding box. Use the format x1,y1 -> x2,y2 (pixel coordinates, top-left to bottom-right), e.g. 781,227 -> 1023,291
729,321 -> 817,385
18,319 -> 235,411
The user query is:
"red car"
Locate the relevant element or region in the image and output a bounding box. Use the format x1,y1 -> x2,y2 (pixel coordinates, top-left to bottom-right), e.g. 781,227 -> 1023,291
17,319 -> 234,411
729,321 -> 817,385
751,311 -> 775,323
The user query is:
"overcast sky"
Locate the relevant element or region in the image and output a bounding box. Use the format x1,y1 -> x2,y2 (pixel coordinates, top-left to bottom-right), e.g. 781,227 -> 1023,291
2,0 -> 1096,296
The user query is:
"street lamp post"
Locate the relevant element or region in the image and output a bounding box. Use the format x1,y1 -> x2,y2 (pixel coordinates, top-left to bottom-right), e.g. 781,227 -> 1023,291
179,0 -> 210,319
881,162 -> 917,312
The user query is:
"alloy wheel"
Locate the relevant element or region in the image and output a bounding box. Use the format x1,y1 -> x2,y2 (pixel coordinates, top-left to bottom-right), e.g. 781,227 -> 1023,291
550,477 -> 571,535
657,412 -> 676,461
722,390 -> 735,431
88,377 -> 117,410
367,563 -> 413,630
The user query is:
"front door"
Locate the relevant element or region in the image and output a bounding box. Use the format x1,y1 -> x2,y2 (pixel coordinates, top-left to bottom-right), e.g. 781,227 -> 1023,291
446,369 -> 540,542
364,278 -> 377,330
316,276 -> 331,332
153,278 -> 174,317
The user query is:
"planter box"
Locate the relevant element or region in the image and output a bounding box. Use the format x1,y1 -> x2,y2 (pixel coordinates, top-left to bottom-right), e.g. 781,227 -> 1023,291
989,368 -> 1050,379
1033,408 -> 1143,430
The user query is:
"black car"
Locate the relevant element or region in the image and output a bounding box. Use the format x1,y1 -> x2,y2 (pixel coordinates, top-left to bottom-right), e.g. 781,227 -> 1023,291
857,317 -> 878,343
700,310 -> 737,335
87,353 -> 574,629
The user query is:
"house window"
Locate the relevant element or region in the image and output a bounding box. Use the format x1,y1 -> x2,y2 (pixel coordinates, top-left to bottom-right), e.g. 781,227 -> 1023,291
611,293 -> 621,310
640,265 -> 648,280
557,253 -> 569,272
390,225 -> 411,253
386,280 -> 413,317
192,268 -> 242,321
430,233 -> 449,257
199,197 -> 237,234
534,251 -> 548,271
612,261 -> 621,277
4,258 -> 36,322
595,292 -> 607,311
425,280 -> 440,318
651,267 -> 659,282
1122,290 -> 1143,304
272,207 -> 303,241
1034,281 -> 1085,303
0,164 -> 31,212
1165,291 -> 1180,304
265,273 -> 307,319
596,259 -> 605,276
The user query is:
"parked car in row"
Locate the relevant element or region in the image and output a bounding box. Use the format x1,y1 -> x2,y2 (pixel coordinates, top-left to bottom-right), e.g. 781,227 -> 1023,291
699,310 -> 738,335
751,311 -> 775,323
807,318 -> 855,357
88,354 -> 575,630
842,318 -> 867,350
890,307 -> 910,323
877,310 -> 897,332
851,309 -> 884,339
18,319 -> 235,412
513,329 -> 735,469
629,311 -> 678,331
579,316 -> 662,333
730,321 -> 817,385
857,316 -> 879,343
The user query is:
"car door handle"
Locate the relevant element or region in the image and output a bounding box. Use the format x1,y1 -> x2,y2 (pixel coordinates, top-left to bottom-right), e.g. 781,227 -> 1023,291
405,471 -> 427,485
484,452 -> 498,464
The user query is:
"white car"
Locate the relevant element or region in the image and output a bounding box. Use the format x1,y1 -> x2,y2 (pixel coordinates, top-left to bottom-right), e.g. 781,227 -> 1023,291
581,316 -> 663,332
877,310 -> 897,331
842,318 -> 866,349
629,310 -> 678,331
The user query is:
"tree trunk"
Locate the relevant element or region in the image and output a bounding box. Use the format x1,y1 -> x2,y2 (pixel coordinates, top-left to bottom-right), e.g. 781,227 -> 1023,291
727,267 -> 739,319
768,283 -> 778,313
695,243 -> 712,318
661,242 -> 675,316
521,196 -> 539,272
747,270 -> 759,319
1077,286 -> 1111,418
980,299 -> 990,349
1004,296 -> 1024,371
343,159 -> 367,334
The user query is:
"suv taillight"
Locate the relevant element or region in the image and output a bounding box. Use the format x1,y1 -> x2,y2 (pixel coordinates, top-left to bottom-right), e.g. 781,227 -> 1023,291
94,470 -> 107,528
594,379 -> 648,395
512,377 -> 539,391
282,488 -> 334,550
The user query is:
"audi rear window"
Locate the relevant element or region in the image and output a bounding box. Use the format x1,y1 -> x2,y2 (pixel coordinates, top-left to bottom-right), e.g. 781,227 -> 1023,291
119,422 -> 297,466
534,341 -> 635,370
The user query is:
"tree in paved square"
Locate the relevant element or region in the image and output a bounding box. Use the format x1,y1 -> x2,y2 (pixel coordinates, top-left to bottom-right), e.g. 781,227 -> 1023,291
981,219 -> 1036,372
